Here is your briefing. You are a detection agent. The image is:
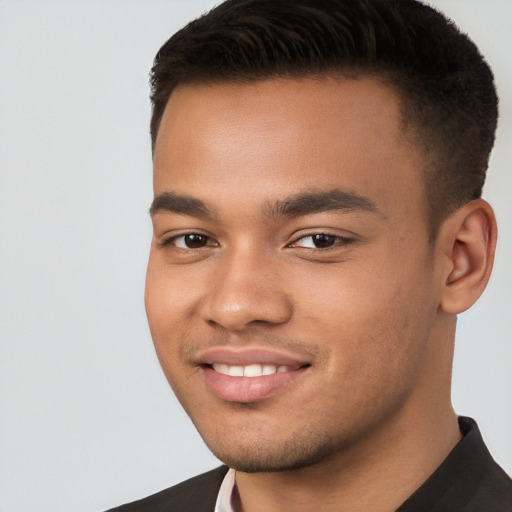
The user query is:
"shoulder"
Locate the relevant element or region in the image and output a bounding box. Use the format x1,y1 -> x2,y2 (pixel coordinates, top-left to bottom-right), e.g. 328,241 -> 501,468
106,465 -> 229,512
398,417 -> 512,512
452,417 -> 512,512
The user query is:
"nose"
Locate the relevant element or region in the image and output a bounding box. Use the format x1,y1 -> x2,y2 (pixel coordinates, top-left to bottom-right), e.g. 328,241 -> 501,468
201,250 -> 293,332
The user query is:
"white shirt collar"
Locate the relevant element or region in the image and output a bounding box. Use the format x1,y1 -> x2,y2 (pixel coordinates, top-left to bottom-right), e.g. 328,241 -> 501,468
214,468 -> 237,512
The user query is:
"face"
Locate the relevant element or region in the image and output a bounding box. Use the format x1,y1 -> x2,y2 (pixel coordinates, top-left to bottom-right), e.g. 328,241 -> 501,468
145,78 -> 445,472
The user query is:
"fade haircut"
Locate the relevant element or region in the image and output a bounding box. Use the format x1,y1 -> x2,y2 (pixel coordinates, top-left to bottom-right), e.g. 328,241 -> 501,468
149,0 -> 498,233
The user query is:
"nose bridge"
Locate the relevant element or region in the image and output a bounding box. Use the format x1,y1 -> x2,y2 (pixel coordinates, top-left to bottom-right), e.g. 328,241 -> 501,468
203,242 -> 293,331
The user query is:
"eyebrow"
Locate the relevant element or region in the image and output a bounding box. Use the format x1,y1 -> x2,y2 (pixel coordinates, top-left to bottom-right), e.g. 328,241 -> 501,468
149,188 -> 379,220
265,188 -> 379,218
149,192 -> 214,219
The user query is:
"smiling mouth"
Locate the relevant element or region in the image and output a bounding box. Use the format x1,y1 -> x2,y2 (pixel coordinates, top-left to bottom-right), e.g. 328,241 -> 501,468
201,362 -> 311,403
196,345 -> 313,402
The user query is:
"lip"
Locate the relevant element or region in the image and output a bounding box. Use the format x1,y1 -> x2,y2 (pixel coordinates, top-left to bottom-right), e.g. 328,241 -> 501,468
202,365 -> 309,403
196,346 -> 312,403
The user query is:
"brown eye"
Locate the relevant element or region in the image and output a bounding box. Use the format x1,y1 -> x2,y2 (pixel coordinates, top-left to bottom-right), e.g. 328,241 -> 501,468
290,233 -> 355,250
161,233 -> 215,250
181,234 -> 209,248
293,233 -> 338,249
311,234 -> 337,248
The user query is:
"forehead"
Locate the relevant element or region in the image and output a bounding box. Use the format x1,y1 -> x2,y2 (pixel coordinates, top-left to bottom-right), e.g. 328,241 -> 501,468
155,77 -> 404,160
153,77 -> 427,222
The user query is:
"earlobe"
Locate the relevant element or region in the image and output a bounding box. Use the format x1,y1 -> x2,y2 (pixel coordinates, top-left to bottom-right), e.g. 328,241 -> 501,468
440,199 -> 497,314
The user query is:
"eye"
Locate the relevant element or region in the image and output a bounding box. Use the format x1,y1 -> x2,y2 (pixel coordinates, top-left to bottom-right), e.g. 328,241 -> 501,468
161,233 -> 216,249
290,233 -> 352,249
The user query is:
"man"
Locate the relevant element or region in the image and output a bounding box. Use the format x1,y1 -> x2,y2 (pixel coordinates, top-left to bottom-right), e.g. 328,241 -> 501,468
109,0 -> 511,510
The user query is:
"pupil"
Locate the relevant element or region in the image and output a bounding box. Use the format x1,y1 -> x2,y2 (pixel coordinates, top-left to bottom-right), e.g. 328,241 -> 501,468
186,234 -> 206,248
314,234 -> 335,248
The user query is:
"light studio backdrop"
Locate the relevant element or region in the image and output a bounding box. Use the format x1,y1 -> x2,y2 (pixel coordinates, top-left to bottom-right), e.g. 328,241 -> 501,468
0,1 -> 510,511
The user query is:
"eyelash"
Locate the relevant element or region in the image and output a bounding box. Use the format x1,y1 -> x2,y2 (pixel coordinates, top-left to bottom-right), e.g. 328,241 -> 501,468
158,232 -> 355,251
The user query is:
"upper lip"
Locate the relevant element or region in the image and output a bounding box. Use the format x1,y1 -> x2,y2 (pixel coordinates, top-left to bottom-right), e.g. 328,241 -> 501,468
196,346 -> 313,367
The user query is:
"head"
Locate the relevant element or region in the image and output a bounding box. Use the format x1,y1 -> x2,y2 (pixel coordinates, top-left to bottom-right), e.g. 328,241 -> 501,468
145,0 -> 498,473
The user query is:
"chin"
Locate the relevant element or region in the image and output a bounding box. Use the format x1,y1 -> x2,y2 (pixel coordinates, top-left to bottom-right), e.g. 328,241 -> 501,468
200,427 -> 344,473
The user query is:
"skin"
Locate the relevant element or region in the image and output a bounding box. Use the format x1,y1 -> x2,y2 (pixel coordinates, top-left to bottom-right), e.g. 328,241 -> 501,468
145,77 -> 496,512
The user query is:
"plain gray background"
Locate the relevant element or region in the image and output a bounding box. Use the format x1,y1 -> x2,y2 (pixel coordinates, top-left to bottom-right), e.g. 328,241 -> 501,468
0,1 -> 510,511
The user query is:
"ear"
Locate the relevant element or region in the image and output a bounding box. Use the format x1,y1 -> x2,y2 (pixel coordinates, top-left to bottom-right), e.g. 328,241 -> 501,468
439,199 -> 497,314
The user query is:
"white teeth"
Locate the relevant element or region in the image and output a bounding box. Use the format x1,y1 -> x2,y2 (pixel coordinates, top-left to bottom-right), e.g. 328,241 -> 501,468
228,365 -> 244,377
214,363 -> 230,375
212,363 -> 291,377
262,364 -> 277,375
243,364 -> 262,377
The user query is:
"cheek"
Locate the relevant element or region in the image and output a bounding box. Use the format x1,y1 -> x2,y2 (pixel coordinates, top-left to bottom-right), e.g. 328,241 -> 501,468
145,251 -> 198,332
294,256 -> 436,379
145,253 -> 187,369
144,270 -> 193,406
144,252 -> 216,395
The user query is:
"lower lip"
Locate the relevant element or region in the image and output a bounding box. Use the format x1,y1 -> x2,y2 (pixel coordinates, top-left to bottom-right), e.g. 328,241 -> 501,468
202,366 -> 309,403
